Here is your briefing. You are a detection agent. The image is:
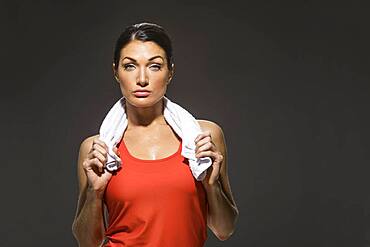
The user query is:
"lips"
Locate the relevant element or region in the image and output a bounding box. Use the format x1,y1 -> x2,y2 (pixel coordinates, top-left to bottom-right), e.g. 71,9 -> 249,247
133,90 -> 151,97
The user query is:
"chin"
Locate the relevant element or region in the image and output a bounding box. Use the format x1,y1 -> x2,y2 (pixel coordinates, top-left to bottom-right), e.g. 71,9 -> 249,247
125,95 -> 163,108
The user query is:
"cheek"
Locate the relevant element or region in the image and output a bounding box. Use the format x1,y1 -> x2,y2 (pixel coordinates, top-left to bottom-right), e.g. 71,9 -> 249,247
149,72 -> 169,81
118,73 -> 135,85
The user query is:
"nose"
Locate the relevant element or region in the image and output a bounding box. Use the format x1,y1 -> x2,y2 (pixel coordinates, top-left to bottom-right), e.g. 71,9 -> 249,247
137,67 -> 149,86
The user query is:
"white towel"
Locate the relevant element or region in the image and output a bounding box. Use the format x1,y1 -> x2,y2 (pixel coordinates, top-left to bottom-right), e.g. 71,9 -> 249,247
98,96 -> 212,181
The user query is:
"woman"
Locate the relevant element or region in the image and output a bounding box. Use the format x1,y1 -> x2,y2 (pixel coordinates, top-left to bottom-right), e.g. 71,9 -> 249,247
72,22 -> 239,247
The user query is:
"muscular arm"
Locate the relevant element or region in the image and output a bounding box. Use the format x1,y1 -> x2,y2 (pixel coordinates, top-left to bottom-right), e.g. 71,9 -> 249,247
198,120 -> 239,241
72,135 -> 106,247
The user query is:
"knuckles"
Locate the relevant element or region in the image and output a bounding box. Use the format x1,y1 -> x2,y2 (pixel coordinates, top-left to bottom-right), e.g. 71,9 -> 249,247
101,156 -> 107,164
82,160 -> 89,169
93,157 -> 99,164
92,150 -> 98,157
217,153 -> 223,161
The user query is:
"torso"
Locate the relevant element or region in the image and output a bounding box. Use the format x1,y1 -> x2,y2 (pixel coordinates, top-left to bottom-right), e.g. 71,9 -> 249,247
101,119 -> 210,246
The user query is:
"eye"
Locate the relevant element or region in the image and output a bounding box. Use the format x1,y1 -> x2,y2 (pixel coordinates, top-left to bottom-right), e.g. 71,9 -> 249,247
149,64 -> 162,71
123,64 -> 135,71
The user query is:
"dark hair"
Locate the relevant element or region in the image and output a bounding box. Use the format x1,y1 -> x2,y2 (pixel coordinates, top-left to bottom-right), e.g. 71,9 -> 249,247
113,22 -> 174,71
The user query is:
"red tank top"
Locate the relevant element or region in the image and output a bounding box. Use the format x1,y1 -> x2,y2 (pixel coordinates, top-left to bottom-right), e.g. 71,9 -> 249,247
103,138 -> 208,247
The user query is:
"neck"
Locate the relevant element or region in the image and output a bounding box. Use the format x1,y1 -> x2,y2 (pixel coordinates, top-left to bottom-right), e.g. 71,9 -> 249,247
125,98 -> 167,129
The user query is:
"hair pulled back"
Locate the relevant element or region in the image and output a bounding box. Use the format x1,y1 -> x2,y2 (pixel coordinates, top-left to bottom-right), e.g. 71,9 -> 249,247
113,22 -> 174,71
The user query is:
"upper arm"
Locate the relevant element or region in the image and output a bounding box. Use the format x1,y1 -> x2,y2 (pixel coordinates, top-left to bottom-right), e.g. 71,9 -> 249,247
73,134 -> 99,221
197,120 -> 238,210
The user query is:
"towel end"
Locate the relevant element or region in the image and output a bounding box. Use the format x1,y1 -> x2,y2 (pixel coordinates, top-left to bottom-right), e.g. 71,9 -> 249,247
106,160 -> 121,172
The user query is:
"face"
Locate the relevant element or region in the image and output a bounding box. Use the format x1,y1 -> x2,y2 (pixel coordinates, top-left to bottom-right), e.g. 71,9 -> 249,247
113,40 -> 173,108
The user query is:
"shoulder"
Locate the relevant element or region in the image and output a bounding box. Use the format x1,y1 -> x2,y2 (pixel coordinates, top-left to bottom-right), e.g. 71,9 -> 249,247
197,119 -> 224,139
81,133 -> 99,147
81,134 -> 99,146
78,134 -> 99,158
196,119 -> 226,151
197,119 -> 222,132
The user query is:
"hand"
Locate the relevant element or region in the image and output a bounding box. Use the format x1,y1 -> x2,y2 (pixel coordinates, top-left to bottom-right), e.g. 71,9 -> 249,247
194,131 -> 223,187
82,137 -> 119,195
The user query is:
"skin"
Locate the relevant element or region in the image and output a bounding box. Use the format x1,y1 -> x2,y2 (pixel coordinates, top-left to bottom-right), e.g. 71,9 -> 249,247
72,40 -> 239,246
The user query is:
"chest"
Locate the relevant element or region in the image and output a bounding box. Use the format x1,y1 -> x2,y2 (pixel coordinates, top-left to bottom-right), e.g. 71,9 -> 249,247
122,126 -> 181,160
104,156 -> 206,208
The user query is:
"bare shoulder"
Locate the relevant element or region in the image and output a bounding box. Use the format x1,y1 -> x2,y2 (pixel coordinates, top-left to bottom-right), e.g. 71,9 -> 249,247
197,119 -> 225,144
81,134 -> 99,148
78,134 -> 100,156
197,119 -> 223,136
196,119 -> 226,162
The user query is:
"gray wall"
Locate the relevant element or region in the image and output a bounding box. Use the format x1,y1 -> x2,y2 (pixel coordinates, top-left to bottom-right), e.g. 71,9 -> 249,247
1,1 -> 370,246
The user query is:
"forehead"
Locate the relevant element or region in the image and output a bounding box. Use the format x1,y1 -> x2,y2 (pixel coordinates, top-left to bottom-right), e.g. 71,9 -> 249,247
120,40 -> 166,60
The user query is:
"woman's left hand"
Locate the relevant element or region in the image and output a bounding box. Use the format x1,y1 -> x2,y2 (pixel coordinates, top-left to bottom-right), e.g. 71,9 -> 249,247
194,130 -> 224,187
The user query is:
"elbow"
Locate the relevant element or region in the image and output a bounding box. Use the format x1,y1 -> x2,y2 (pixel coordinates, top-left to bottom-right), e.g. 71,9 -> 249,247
216,232 -> 233,241
71,221 -> 86,246
215,227 -> 236,241
71,220 -> 105,247
71,221 -> 80,244
215,209 -> 239,241
71,221 -> 77,238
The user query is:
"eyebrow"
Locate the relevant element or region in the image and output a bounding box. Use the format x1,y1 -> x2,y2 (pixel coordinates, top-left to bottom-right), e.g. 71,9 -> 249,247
122,55 -> 164,62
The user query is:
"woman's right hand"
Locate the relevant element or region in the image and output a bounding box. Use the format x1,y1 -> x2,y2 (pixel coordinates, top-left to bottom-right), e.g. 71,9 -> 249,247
82,136 -> 119,196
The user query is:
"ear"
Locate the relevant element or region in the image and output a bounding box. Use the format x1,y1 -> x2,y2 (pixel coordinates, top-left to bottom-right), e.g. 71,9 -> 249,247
167,63 -> 175,84
112,63 -> 119,83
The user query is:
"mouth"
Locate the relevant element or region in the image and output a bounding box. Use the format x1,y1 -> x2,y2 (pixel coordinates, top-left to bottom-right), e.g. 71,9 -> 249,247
133,91 -> 151,97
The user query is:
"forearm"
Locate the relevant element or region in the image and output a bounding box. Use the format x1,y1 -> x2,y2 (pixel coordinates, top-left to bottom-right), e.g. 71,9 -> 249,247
204,180 -> 239,240
72,187 -> 106,247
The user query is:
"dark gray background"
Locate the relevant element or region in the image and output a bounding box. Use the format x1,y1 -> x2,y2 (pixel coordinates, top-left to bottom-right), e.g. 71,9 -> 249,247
1,0 -> 370,246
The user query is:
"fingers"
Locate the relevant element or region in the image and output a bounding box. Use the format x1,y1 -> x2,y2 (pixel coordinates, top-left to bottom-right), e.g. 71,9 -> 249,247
88,148 -> 107,167
93,138 -> 108,154
195,150 -> 223,164
195,131 -> 213,153
194,130 -> 211,143
195,138 -> 214,154
84,137 -> 109,174
83,157 -> 105,174
202,158 -> 222,185
195,134 -> 211,146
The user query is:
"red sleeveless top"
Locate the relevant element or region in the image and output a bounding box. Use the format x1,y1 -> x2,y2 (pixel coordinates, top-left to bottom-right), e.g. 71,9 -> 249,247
103,138 -> 208,247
